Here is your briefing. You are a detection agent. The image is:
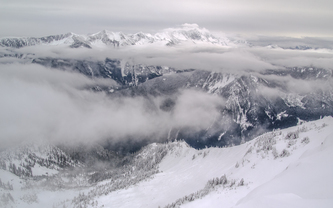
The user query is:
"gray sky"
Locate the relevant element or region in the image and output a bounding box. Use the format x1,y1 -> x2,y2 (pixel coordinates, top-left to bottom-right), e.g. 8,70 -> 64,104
1,0 -> 333,38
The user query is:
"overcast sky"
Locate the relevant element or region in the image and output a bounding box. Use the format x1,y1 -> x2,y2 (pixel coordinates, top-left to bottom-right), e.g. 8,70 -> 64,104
0,0 -> 332,38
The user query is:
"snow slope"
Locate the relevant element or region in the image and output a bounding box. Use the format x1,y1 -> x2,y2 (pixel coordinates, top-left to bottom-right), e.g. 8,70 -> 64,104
95,117 -> 333,208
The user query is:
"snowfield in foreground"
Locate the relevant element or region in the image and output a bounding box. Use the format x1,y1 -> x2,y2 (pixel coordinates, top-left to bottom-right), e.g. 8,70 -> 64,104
98,117 -> 333,208
1,117 -> 333,208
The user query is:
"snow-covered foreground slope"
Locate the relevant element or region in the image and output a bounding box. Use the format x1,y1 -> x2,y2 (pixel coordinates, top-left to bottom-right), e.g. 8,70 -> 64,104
1,117 -> 333,208
96,117 -> 333,208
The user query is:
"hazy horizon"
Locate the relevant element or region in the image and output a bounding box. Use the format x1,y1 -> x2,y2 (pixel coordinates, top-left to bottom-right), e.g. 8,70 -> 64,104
1,0 -> 333,38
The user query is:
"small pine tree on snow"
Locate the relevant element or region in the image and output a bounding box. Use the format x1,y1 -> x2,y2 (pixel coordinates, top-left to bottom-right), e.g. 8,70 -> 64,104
280,149 -> 290,157
220,174 -> 228,185
238,178 -> 244,186
285,131 -> 299,140
272,147 -> 278,159
301,137 -> 310,144
235,162 -> 239,168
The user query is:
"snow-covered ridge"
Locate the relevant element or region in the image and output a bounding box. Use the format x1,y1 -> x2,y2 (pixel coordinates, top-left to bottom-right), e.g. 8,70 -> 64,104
95,117 -> 333,208
1,117 -> 333,207
0,24 -> 231,48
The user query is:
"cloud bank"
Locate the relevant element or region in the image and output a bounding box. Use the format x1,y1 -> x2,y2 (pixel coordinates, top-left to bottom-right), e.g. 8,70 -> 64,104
0,63 -> 224,148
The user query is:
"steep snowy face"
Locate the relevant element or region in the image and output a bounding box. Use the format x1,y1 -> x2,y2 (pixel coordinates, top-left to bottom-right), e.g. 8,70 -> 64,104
0,24 -> 231,48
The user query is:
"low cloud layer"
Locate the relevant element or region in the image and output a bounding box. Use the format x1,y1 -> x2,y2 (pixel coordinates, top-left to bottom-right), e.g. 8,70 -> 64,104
0,63 -> 224,148
8,36 -> 332,74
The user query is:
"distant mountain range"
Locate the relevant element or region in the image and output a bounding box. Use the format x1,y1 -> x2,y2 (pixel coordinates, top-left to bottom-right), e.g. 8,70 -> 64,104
0,24 -> 232,48
2,24 -> 331,50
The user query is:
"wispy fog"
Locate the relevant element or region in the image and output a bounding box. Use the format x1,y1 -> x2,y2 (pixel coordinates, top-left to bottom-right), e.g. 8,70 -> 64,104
257,74 -> 333,97
247,36 -> 333,49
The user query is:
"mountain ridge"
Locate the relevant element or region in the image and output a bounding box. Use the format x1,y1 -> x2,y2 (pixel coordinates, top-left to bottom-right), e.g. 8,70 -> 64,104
0,24 -> 231,48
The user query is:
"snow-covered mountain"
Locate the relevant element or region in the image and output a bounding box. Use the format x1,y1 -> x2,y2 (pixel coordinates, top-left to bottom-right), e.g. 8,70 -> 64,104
27,56 -> 333,148
0,24 -> 231,48
1,117 -> 332,207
